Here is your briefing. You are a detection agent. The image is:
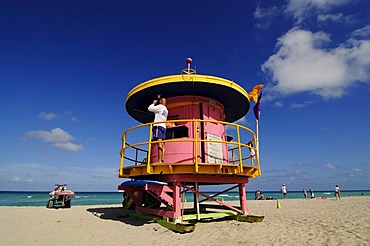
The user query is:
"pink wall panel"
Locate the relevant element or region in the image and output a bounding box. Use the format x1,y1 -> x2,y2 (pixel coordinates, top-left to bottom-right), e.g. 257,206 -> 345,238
151,96 -> 229,164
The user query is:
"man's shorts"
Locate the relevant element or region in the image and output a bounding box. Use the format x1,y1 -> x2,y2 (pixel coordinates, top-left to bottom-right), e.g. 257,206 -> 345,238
152,126 -> 166,140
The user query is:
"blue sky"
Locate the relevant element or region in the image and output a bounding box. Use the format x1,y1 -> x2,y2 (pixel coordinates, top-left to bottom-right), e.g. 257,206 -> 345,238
1,0 -> 369,192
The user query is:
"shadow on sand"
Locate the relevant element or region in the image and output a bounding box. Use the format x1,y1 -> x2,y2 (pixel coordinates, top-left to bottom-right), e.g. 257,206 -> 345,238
87,207 -> 153,226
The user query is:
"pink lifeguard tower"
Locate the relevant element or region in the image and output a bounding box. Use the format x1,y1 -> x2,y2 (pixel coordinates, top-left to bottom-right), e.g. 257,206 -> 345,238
118,58 -> 263,232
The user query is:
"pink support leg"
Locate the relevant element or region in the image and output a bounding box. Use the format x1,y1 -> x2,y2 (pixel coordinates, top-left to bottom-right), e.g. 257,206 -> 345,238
239,183 -> 248,214
172,181 -> 182,220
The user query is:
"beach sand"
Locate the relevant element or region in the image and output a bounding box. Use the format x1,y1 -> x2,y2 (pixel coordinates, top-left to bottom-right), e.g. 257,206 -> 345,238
1,197 -> 369,246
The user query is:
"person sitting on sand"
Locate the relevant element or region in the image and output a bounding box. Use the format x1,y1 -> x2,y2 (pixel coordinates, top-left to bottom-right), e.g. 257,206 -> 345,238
254,190 -> 265,200
258,192 -> 265,200
255,190 -> 260,200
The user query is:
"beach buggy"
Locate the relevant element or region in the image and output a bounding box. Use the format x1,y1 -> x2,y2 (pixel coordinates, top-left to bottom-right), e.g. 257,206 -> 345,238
46,184 -> 75,208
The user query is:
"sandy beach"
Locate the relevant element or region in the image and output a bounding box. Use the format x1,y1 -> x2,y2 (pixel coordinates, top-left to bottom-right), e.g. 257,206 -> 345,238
1,196 -> 369,246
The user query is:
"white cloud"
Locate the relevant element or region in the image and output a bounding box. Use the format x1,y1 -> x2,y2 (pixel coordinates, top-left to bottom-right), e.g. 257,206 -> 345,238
10,175 -> 33,184
285,0 -> 310,24
254,1 -> 353,29
335,27 -> 370,82
351,25 -> 370,39
53,142 -> 84,152
234,116 -> 246,125
38,112 -> 57,120
11,176 -> 21,182
254,5 -> 280,30
290,103 -> 305,109
285,0 -> 352,24
317,13 -> 355,23
352,168 -> 361,172
27,128 -> 74,143
38,111 -> 79,123
262,27 -> 370,99
317,13 -> 341,22
14,163 -> 41,169
290,100 -> 314,109
63,110 -> 72,115
324,163 -> 337,169
274,101 -> 284,108
27,128 -> 84,151
1,162 -> 119,191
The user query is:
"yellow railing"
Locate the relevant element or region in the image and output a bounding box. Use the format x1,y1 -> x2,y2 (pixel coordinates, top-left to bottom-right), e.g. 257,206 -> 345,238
119,119 -> 260,177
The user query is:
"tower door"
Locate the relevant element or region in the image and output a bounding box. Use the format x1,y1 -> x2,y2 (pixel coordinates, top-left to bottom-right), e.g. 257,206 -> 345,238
202,103 -> 227,164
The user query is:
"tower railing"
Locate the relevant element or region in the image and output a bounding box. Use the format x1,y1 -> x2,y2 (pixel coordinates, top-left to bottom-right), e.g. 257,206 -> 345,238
119,119 -> 260,178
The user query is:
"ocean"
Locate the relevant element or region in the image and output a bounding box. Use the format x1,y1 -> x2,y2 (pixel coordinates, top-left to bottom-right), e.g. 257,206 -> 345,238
0,190 -> 368,207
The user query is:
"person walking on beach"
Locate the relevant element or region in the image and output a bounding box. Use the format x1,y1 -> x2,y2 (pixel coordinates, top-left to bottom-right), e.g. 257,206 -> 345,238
335,185 -> 341,200
309,189 -> 315,199
303,189 -> 307,199
148,97 -> 168,163
281,184 -> 287,199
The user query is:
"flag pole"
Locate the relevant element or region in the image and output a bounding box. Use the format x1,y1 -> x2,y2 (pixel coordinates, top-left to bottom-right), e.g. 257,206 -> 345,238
250,87 -> 263,168
252,92 -> 262,166
255,118 -> 259,157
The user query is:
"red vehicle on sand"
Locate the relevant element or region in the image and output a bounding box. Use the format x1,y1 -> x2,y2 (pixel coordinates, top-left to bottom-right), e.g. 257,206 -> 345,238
46,184 -> 75,208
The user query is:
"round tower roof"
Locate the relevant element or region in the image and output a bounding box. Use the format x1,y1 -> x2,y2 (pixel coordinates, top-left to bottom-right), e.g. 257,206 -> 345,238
126,74 -> 250,123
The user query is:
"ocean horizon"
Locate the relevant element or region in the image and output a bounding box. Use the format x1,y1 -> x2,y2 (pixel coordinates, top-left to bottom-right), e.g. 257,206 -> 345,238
0,190 -> 368,207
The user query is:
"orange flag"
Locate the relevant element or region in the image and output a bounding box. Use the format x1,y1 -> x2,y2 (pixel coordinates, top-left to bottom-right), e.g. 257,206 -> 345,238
248,84 -> 264,102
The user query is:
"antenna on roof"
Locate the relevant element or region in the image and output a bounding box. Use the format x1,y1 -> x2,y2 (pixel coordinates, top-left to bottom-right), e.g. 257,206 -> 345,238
181,57 -> 196,81
186,57 -> 192,75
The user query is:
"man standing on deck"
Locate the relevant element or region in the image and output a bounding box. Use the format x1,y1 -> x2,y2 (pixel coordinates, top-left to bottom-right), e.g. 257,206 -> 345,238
148,97 -> 168,163
281,184 -> 287,199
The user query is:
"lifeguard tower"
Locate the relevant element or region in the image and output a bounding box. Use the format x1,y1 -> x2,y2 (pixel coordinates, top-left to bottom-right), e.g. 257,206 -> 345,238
118,58 -> 263,232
